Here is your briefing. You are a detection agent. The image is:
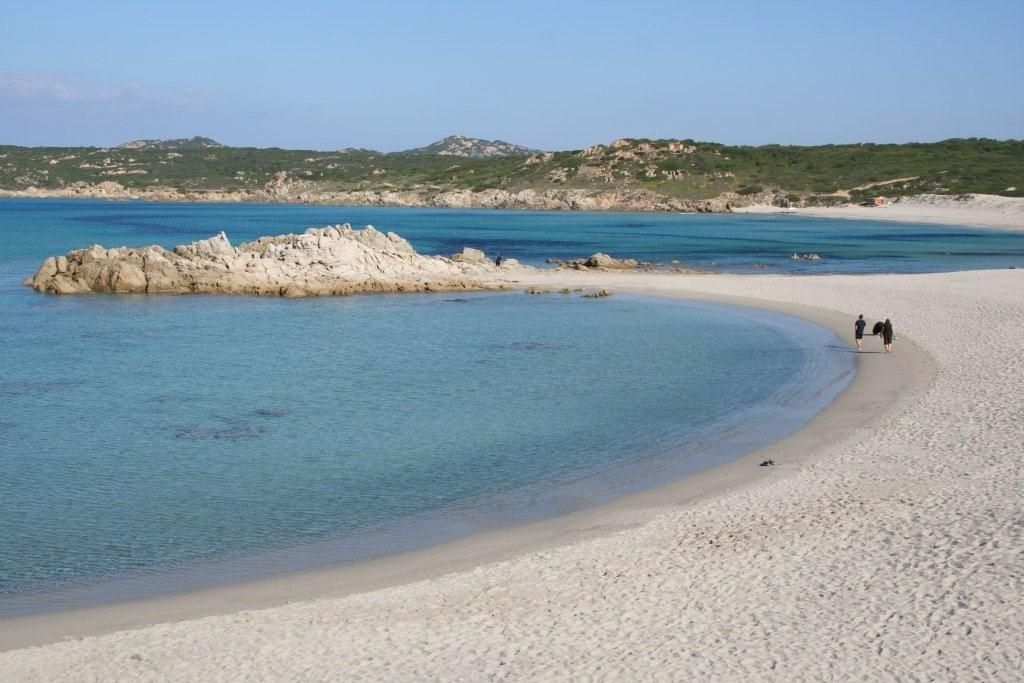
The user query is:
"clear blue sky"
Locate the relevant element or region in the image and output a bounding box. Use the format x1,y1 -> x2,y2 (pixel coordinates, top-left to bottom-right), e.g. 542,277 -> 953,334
1,0 -> 1021,150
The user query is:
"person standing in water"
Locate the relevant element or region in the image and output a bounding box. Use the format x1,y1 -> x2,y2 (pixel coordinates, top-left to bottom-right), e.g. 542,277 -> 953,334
882,318 -> 895,353
854,314 -> 866,351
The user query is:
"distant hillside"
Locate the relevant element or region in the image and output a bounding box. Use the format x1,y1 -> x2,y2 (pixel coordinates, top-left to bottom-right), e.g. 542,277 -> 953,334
400,135 -> 541,158
1,137 -> 1020,211
337,147 -> 381,155
117,136 -> 223,151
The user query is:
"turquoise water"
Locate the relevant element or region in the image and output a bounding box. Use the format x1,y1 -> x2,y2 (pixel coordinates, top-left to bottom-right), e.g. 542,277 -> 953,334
0,288 -> 851,615
2,198 -> 1023,277
14,196 -> 1015,615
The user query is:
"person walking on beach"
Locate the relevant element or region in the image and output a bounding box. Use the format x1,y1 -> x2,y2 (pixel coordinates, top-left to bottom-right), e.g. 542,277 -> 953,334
854,314 -> 866,351
882,318 -> 895,353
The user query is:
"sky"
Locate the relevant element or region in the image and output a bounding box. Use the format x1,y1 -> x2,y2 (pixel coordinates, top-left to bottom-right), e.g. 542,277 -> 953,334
1,0 -> 1022,151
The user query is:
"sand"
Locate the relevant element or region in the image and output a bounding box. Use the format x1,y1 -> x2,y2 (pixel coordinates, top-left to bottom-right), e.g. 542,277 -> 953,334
2,266 -> 1022,680
734,193 -> 1024,231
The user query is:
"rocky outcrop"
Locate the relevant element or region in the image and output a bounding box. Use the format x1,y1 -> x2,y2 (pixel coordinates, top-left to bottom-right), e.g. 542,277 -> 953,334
548,253 -> 646,271
24,225 -> 527,297
583,253 -> 638,269
547,252 -> 708,274
448,246 -> 521,269
450,247 -> 488,264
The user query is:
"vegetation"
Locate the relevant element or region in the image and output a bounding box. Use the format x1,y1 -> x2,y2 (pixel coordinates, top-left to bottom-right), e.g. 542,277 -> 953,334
0,137 -> 1020,201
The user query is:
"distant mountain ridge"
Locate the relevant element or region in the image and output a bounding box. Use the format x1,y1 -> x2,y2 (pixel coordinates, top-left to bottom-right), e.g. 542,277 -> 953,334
110,135 -> 539,157
399,135 -> 541,158
118,136 -> 223,151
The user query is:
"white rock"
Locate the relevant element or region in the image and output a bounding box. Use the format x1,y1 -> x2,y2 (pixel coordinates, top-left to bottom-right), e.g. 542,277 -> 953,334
26,226 -> 529,297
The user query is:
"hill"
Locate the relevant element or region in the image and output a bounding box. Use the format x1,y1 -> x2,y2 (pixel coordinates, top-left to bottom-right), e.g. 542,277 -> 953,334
117,136 -> 224,150
1,137 -> 1020,211
399,135 -> 541,158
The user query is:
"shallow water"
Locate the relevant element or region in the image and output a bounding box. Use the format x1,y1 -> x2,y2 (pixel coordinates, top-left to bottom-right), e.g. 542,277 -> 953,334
0,286 -> 854,614
0,198 -> 937,615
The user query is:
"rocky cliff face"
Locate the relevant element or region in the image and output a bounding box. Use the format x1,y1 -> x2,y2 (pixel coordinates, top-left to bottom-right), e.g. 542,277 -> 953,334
24,225 -> 525,297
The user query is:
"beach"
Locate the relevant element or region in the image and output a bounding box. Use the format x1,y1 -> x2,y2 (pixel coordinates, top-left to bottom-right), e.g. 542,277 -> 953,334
734,193 -> 1024,232
4,0 -> 1020,676
2,263 -> 1021,679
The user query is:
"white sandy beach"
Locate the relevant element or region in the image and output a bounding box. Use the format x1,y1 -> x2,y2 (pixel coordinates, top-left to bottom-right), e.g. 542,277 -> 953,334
734,193 -> 1024,231
1,262 -> 1022,680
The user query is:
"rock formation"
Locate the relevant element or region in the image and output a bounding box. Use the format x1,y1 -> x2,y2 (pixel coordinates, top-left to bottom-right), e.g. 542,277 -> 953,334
450,247 -> 488,263
450,246 -> 520,269
548,253 -> 643,270
24,225 -> 527,297
547,253 -> 707,274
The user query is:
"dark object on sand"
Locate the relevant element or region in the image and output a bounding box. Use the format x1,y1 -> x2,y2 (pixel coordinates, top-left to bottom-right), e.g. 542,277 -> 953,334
872,321 -> 884,335
759,459 -> 775,467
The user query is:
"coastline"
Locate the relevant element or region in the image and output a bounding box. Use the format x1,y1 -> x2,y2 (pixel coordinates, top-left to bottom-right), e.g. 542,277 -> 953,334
2,267 -> 1021,677
0,277 -> 925,650
733,193 -> 1024,232
3,191 -> 1022,233
0,185 -> 737,214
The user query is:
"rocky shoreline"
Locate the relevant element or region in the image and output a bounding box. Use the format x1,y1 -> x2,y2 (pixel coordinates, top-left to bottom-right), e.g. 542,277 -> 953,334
6,183 -> 1018,232
24,225 -> 525,297
0,179 -> 783,214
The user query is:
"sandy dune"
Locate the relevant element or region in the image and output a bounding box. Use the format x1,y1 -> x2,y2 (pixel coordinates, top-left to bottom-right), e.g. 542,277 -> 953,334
1,267 -> 1022,680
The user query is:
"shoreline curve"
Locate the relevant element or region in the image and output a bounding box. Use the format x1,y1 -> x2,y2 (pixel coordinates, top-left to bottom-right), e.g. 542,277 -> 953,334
0,280 -> 929,652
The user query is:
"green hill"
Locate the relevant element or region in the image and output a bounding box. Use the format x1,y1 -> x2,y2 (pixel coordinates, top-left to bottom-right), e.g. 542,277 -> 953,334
1,137 -> 1020,206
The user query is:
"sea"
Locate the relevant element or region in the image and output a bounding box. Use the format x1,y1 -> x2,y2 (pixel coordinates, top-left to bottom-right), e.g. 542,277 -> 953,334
1,199 -> 1021,616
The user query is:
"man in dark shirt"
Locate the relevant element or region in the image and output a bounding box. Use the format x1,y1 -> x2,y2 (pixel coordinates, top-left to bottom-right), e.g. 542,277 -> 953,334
854,314 -> 867,351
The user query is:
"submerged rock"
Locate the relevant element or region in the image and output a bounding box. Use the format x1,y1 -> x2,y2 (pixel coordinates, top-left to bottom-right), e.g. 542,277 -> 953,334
25,225 -> 528,297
